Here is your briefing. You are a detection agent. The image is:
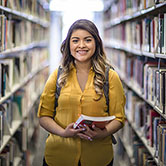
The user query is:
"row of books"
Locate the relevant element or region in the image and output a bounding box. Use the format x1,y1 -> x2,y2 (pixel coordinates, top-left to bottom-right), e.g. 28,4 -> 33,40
106,48 -> 166,114
12,67 -> 49,119
105,13 -> 166,55
0,122 -> 34,166
125,88 -> 160,148
124,87 -> 166,165
118,121 -> 157,166
0,0 -> 49,21
143,62 -> 166,113
0,14 -> 48,52
26,102 -> 40,141
0,48 -> 48,99
125,88 -> 146,142
19,68 -> 49,118
0,67 -> 48,149
104,0 -> 165,22
0,136 -> 22,166
132,136 -> 157,166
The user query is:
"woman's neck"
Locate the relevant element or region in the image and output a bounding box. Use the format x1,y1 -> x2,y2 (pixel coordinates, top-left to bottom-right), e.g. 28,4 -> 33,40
75,61 -> 92,73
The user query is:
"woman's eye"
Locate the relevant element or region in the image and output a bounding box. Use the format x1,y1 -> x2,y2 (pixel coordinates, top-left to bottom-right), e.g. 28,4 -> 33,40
72,40 -> 78,43
86,39 -> 92,42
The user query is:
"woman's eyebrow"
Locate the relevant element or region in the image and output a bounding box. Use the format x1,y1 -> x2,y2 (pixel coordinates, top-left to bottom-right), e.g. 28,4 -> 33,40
85,36 -> 93,39
71,36 -> 93,39
71,37 -> 79,39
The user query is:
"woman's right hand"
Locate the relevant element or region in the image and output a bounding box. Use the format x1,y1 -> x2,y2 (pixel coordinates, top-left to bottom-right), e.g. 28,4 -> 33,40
62,123 -> 85,138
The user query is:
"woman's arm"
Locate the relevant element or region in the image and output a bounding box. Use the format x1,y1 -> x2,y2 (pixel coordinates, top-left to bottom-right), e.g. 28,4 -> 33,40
39,116 -> 84,138
105,119 -> 123,135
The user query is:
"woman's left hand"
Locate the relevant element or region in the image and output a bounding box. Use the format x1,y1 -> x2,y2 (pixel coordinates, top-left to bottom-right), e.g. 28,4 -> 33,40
76,125 -> 108,141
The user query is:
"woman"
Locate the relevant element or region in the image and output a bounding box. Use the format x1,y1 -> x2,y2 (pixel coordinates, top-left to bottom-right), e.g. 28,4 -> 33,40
38,19 -> 126,166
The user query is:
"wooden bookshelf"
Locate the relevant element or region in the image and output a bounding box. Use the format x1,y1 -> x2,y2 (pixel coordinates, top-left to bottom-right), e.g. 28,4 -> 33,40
103,0 -> 166,165
0,0 -> 49,165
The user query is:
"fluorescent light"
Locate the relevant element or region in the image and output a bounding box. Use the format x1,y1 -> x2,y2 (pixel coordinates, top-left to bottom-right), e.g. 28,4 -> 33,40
49,0 -> 104,12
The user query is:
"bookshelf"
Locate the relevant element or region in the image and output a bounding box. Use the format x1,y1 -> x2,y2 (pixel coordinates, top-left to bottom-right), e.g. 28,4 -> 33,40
103,0 -> 166,165
0,0 -> 49,165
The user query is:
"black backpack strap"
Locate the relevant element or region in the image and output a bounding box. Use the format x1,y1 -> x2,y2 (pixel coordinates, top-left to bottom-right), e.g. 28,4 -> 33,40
53,66 -> 62,119
104,66 -> 117,144
103,66 -> 110,113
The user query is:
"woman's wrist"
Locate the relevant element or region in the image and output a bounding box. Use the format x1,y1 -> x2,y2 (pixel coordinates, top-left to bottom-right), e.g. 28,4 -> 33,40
103,127 -> 112,137
55,128 -> 66,137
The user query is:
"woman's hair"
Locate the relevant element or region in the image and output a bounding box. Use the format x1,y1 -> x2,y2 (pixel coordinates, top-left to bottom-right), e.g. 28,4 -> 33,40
59,19 -> 110,99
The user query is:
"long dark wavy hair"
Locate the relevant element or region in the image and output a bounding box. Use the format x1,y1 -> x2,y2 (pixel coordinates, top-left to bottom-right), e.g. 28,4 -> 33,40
58,19 -> 111,99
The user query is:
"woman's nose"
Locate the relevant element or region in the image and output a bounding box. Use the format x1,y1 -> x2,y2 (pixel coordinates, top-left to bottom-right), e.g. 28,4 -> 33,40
79,40 -> 85,48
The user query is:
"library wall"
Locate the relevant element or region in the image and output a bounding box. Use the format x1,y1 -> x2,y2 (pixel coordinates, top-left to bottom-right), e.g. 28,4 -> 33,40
103,0 -> 166,166
0,0 -> 49,165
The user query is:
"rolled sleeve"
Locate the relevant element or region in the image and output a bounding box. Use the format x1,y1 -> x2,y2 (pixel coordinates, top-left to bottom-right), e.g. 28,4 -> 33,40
108,70 -> 126,125
38,69 -> 58,118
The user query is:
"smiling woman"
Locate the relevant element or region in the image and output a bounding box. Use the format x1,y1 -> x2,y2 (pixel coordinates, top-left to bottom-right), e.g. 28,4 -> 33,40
38,19 -> 126,166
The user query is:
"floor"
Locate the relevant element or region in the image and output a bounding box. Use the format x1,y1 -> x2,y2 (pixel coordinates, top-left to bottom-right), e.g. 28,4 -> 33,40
32,126 -> 48,166
32,126 -> 120,166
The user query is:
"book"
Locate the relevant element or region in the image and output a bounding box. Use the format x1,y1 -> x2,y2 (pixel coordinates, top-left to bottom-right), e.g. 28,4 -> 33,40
73,114 -> 116,129
153,117 -> 160,152
149,110 -> 160,147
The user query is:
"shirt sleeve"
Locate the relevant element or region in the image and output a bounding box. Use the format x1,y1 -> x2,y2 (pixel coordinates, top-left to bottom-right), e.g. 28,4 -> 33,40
37,69 -> 58,118
108,69 -> 126,125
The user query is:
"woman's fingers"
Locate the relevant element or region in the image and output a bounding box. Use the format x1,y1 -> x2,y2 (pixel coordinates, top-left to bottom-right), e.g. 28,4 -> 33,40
77,133 -> 93,141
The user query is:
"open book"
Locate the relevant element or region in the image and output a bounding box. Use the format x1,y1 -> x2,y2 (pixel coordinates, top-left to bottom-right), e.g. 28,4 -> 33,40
73,114 -> 116,129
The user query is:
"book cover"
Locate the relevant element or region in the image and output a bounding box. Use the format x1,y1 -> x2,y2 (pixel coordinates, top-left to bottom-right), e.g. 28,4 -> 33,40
153,117 -> 160,151
73,114 -> 116,129
0,104 -> 5,147
0,63 -> 2,99
164,131 -> 166,165
164,13 -> 166,55
149,110 -> 160,147
158,13 -> 164,54
158,124 -> 166,163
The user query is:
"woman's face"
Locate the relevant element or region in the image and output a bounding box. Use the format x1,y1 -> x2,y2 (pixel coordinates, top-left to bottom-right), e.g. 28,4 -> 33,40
70,29 -> 96,64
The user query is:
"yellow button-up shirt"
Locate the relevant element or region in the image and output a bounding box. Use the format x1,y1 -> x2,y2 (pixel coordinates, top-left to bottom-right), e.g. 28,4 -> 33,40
38,66 -> 126,166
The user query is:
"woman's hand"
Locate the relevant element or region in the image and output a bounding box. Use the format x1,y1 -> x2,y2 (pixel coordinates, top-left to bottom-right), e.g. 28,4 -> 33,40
62,123 -> 85,138
76,120 -> 123,141
39,117 -> 85,138
76,125 -> 108,141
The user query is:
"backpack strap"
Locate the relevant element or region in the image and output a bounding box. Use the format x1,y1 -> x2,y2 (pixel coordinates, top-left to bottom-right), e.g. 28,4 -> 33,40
53,66 -> 62,119
104,66 -> 117,144
103,66 -> 110,114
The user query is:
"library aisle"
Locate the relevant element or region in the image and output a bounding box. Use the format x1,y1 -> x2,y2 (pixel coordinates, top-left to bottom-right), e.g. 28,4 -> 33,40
0,0 -> 166,166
